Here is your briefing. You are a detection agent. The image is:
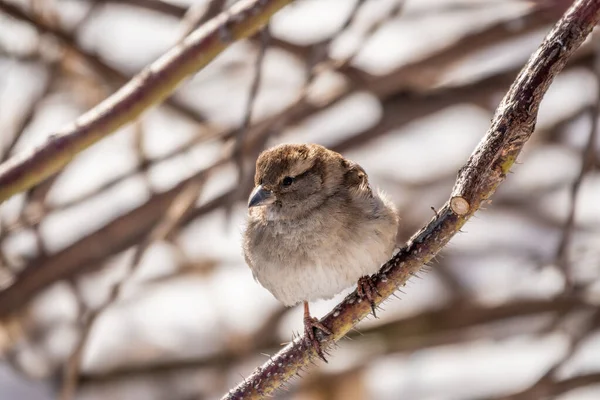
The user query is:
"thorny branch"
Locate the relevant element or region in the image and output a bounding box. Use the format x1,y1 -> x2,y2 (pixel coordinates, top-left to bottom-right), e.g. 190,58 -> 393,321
0,51 -> 594,327
485,20 -> 600,400
222,1 -> 600,398
0,46 -> 594,321
0,2 -> 599,397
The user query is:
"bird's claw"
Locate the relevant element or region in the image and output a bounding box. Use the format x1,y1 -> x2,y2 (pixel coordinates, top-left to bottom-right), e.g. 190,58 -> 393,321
357,275 -> 380,317
303,315 -> 332,362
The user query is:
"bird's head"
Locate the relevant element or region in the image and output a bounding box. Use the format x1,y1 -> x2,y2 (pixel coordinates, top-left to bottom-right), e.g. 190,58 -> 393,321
248,143 -> 347,217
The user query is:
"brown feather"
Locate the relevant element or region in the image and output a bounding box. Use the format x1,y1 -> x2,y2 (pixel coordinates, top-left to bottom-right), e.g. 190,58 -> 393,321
243,143 -> 399,306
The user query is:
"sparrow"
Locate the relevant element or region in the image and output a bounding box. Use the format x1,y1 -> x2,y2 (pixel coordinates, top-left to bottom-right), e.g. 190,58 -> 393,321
243,143 -> 399,360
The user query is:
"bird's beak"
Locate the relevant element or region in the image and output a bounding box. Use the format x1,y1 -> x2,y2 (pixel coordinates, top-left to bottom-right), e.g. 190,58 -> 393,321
248,185 -> 275,208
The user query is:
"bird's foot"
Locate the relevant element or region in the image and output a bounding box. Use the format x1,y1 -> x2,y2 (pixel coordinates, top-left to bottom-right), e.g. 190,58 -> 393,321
303,315 -> 332,362
357,275 -> 380,317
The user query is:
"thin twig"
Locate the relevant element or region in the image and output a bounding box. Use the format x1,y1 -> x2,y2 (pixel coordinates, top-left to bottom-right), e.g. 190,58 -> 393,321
301,0 -> 372,91
321,0 -> 404,73
0,62 -> 58,163
234,25 -> 270,185
179,0 -> 228,40
0,61 -> 59,255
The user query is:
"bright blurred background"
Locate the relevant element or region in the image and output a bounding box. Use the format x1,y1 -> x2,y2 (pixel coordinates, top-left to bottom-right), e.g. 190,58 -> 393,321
1,0 -> 600,399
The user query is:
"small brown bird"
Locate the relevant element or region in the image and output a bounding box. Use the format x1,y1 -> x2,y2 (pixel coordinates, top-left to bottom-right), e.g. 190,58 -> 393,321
243,143 -> 399,359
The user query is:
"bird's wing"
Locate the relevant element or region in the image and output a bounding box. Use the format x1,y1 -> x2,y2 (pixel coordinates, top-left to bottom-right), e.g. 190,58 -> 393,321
344,161 -> 374,199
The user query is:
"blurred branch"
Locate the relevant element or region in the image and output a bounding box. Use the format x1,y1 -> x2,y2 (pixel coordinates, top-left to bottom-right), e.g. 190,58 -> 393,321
0,62 -> 58,268
327,0 -> 404,73
320,50 -> 595,155
223,1 -> 578,157
490,311 -> 600,400
233,26 -> 270,183
0,0 -> 567,225
369,1 -> 567,93
0,125 -> 222,224
553,40 -> 600,289
0,0 -> 292,204
59,177 -> 207,400
544,373 -> 600,397
93,0 -> 185,18
0,0 -> 208,125
221,1 -> 600,398
478,372 -> 600,400
0,157 -> 228,319
0,48 -> 594,320
179,0 -> 228,40
0,63 -> 58,163
78,295 -> 586,385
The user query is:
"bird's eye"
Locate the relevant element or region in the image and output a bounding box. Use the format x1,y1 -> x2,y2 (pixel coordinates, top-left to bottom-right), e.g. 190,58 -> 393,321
282,176 -> 294,187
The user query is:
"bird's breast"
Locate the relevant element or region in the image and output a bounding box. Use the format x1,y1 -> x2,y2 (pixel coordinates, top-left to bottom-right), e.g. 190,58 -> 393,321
243,201 -> 397,306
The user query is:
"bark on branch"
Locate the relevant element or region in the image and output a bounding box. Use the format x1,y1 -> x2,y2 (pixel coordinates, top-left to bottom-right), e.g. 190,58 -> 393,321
222,1 -> 600,398
0,0 -> 292,203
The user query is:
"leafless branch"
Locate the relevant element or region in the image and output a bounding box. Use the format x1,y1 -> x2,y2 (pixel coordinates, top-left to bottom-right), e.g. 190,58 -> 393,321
0,47 -> 594,320
220,1 -> 600,398
0,0 -> 209,125
0,0 -> 561,231
0,0 -> 293,204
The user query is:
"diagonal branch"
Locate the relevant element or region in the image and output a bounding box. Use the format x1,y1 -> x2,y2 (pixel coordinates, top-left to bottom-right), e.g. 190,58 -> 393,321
222,1 -> 600,398
0,0 -> 209,125
0,48 -> 593,321
2,1 -> 563,223
0,0 -> 293,204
